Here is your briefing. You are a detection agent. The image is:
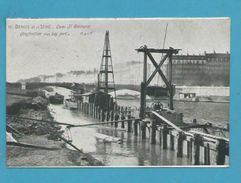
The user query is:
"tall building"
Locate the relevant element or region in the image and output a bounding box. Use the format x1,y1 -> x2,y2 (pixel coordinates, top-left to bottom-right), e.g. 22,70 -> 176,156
204,52 -> 230,86
167,52 -> 230,86
168,54 -> 206,86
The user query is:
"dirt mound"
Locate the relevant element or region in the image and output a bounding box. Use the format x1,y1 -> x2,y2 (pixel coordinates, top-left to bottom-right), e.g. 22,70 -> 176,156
7,96 -> 49,115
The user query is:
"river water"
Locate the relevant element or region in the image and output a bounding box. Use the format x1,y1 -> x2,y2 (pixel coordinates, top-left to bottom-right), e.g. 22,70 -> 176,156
48,87 -> 229,166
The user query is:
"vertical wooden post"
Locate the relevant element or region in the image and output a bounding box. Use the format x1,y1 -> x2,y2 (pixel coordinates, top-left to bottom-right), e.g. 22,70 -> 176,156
151,119 -> 157,144
168,53 -> 174,110
91,103 -> 94,116
106,112 -> 110,122
87,103 -> 89,114
204,143 -> 210,165
141,121 -> 147,140
139,45 -> 148,119
110,111 -> 114,121
101,110 -> 105,122
114,113 -> 119,128
86,103 -> 89,115
85,103 -> 87,114
89,103 -> 92,116
140,82 -> 146,119
93,105 -> 96,118
79,101 -> 81,111
82,103 -> 84,113
110,111 -> 115,126
177,132 -> 185,158
95,106 -> 97,117
187,138 -> 193,159
88,103 -> 91,116
159,128 -> 162,147
162,125 -> 168,149
134,119 -> 139,136
93,106 -> 96,118
98,108 -> 101,121
117,106 -> 120,114
179,113 -> 183,124
216,139 -> 226,165
127,114 -> 132,132
194,134 -> 203,165
121,113 -> 125,129
170,133 -> 175,150
89,103 -> 91,116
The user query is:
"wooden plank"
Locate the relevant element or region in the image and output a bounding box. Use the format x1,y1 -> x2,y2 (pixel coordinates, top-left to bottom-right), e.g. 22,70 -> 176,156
152,111 -> 183,132
136,48 -> 180,54
189,130 -> 229,142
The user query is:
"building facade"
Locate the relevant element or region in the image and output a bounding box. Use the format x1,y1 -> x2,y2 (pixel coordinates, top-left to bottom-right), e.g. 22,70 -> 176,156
167,52 -> 230,86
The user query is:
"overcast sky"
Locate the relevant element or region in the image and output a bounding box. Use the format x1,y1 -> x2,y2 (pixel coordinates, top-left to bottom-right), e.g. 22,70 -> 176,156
7,18 -> 230,82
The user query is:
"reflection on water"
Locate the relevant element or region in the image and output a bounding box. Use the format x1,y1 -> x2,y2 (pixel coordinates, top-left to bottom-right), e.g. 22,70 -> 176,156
49,104 -> 192,166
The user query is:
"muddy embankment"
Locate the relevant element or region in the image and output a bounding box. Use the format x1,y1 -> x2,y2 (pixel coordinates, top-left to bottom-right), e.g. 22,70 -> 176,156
7,93 -> 103,167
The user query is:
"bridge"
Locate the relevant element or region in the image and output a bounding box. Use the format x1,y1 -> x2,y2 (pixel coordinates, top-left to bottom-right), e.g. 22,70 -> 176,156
7,82 -> 141,92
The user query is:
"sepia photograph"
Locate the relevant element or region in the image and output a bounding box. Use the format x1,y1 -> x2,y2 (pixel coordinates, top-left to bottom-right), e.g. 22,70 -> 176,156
6,18 -> 230,167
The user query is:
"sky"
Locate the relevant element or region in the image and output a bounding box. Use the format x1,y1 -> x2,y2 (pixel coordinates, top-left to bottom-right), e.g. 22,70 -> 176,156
7,18 -> 230,82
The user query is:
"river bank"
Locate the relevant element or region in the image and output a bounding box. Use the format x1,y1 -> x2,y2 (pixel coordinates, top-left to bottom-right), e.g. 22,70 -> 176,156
6,86 -> 229,166
7,93 -> 103,167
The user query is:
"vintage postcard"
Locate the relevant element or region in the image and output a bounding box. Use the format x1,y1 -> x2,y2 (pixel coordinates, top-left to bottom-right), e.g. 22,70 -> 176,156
6,18 -> 230,167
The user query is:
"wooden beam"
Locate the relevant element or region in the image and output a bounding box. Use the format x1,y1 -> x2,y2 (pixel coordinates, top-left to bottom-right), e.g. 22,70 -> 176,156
140,82 -> 146,119
146,53 -> 170,86
136,48 -> 180,54
146,51 -> 171,89
169,53 -> 174,110
143,46 -> 148,83
68,118 -> 138,128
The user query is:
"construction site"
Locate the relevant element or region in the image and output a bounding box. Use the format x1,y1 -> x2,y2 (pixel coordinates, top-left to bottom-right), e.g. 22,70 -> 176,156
6,19 -> 229,166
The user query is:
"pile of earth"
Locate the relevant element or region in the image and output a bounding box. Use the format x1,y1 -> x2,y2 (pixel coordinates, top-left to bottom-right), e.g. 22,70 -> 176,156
7,96 -> 62,140
7,96 -> 49,115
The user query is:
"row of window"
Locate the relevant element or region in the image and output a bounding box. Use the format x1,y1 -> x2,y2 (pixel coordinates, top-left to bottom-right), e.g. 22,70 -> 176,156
172,60 -> 206,64
172,57 -> 229,64
207,57 -> 229,62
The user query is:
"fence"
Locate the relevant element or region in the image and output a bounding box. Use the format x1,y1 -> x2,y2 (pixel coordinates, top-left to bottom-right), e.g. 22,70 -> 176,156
76,102 -> 229,166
